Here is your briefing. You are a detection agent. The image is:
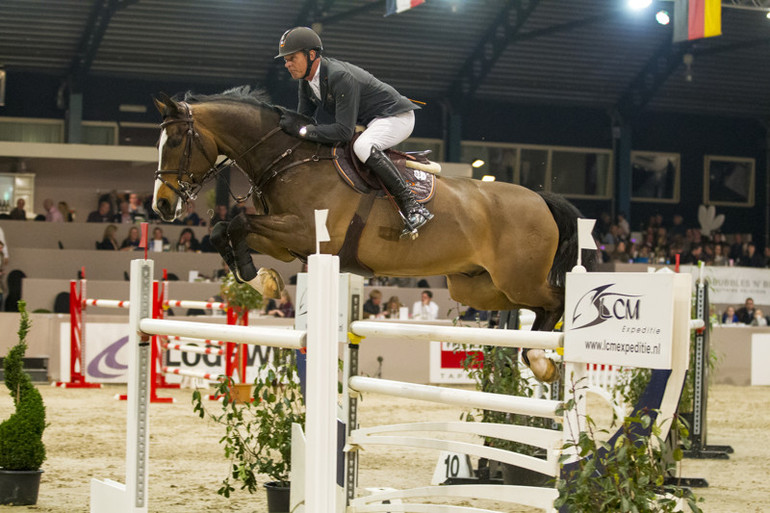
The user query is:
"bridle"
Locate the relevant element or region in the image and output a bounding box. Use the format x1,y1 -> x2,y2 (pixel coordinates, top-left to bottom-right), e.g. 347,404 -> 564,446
155,100 -> 337,212
155,101 -> 283,205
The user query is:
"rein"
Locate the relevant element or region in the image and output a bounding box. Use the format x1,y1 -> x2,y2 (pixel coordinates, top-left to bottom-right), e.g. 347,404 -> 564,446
156,102 -> 336,211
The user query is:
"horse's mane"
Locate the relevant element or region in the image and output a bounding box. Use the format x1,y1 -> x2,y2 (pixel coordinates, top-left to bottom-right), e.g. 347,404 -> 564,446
179,86 -> 272,108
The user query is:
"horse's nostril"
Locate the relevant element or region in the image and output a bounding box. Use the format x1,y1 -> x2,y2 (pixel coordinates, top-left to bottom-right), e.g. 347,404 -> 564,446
157,198 -> 170,212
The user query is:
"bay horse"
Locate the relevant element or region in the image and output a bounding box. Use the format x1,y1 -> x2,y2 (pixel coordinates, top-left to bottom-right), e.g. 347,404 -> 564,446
152,86 -> 587,382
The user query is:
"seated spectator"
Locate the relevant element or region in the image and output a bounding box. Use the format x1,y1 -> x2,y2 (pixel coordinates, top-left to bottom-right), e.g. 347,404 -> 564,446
363,289 -> 382,319
266,290 -> 294,318
383,296 -> 404,319
113,200 -> 133,224
87,200 -> 113,223
260,298 -> 277,316
751,309 -> 769,327
174,228 -> 200,252
128,193 -> 148,221
120,226 -> 142,251
459,306 -> 489,322
9,199 -> 27,220
58,201 -> 74,222
721,306 -> 739,324
738,242 -> 765,268
680,243 -> 704,265
210,204 -> 230,225
96,224 -> 120,250
179,200 -> 202,226
43,198 -> 64,222
712,243 -> 728,266
633,244 -> 652,264
736,297 -> 757,324
199,224 -> 217,253
412,290 -> 439,320
150,227 -> 169,252
609,240 -> 631,263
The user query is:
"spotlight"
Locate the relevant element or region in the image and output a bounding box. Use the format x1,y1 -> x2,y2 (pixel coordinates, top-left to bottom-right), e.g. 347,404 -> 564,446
627,0 -> 652,10
655,10 -> 670,25
471,159 -> 485,168
481,175 -> 496,182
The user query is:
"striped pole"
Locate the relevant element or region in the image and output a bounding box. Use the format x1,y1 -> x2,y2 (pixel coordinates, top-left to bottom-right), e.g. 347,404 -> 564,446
164,299 -> 227,310
161,367 -> 224,381
162,343 -> 225,356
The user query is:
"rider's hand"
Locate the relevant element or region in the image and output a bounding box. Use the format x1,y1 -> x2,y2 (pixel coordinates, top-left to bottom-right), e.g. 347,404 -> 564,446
279,112 -> 305,137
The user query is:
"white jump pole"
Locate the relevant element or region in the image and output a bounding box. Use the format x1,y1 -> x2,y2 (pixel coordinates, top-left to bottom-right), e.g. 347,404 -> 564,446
139,319 -> 306,349
351,321 -> 563,350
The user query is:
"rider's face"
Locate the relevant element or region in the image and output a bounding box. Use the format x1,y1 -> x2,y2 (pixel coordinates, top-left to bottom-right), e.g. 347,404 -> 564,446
284,51 -> 308,80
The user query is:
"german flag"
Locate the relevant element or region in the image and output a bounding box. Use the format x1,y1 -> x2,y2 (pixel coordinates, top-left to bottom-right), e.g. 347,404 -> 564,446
673,0 -> 722,42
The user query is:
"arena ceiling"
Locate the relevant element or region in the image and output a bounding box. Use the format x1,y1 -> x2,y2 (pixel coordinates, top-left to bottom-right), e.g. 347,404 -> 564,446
1,0 -> 769,121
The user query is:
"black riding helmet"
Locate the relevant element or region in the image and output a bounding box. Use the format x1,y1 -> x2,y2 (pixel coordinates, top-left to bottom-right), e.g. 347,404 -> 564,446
275,27 -> 323,78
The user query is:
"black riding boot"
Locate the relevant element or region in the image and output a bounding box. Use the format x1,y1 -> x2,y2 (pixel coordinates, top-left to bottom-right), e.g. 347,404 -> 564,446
365,148 -> 433,239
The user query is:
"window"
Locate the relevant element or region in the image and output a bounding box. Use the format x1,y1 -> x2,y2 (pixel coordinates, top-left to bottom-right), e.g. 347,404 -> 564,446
82,122 -> 117,145
394,138 -> 443,162
519,148 -> 548,191
631,151 -> 680,203
704,155 -> 755,207
551,149 -> 612,197
0,118 -> 63,143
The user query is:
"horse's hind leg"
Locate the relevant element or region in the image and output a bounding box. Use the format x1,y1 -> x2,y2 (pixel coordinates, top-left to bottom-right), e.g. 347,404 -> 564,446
522,306 -> 563,383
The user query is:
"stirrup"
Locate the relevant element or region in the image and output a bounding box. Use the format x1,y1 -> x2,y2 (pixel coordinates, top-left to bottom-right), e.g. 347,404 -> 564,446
399,208 -> 433,240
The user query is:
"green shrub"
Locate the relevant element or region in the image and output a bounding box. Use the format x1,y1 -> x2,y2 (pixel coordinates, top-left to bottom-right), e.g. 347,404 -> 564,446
0,301 -> 46,471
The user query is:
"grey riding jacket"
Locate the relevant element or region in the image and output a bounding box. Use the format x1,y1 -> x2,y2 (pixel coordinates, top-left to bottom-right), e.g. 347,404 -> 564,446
297,57 -> 418,144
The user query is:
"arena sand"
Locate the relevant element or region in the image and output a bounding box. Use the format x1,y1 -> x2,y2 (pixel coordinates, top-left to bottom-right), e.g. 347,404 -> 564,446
0,383 -> 767,512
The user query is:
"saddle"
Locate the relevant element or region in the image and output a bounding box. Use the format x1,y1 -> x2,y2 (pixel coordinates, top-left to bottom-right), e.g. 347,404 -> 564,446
332,134 -> 438,203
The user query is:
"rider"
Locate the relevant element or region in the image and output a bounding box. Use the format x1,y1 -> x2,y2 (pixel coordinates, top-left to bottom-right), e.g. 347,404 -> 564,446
275,26 -> 433,238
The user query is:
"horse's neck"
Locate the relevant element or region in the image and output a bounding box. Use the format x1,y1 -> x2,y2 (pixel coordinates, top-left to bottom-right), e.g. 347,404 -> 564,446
203,104 -> 274,159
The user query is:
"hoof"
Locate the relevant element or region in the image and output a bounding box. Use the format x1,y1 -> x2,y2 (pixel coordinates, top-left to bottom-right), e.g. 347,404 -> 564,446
247,268 -> 283,299
526,349 -> 560,384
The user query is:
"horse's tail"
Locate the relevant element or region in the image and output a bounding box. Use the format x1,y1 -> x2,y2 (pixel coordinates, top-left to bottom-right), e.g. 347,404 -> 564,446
538,191 -> 595,289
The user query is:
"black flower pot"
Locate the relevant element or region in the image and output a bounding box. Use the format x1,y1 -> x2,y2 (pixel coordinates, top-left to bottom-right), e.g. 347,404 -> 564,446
501,463 -> 550,487
264,481 -> 290,513
0,469 -> 43,505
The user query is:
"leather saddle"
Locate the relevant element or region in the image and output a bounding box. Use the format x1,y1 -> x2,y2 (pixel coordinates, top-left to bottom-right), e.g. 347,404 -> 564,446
332,134 -> 436,203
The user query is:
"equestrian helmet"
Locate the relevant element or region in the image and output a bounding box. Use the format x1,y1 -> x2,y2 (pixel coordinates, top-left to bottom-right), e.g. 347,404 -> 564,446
275,27 -> 323,58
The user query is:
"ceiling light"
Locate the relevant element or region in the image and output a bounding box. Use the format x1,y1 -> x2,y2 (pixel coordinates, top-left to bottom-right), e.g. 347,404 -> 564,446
481,175 -> 495,182
655,10 -> 670,25
628,0 -> 652,10
471,159 -> 485,168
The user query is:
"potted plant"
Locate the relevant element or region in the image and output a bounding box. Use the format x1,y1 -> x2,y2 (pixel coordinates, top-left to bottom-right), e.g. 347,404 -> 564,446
219,271 -> 263,401
556,379 -> 703,513
193,346 -> 304,513
0,301 -> 46,505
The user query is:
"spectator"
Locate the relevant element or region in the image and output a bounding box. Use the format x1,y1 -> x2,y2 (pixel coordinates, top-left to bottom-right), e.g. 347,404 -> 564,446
736,298 -> 757,325
174,227 -> 200,252
681,243 -> 704,265
412,289 -> 439,320
751,309 -> 769,327
120,226 -> 142,251
721,306 -> 739,324
728,234 -> 746,264
609,240 -> 631,263
0,241 -> 6,306
179,200 -> 202,226
58,201 -> 74,222
87,200 -> 112,223
383,296 -> 404,319
199,224 -> 217,253
669,214 -> 687,240
0,226 -> 8,266
113,200 -> 133,224
150,227 -> 169,252
363,289 -> 382,319
43,198 -> 64,222
96,224 -> 120,250
260,297 -> 277,316
210,204 -> 230,225
739,242 -> 765,268
128,193 -> 147,221
266,290 -> 294,318
712,243 -> 728,266
616,212 -> 630,240
9,199 -> 26,220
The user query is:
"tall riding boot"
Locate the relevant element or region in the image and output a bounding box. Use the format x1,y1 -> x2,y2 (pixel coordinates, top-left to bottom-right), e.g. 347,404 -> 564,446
365,148 -> 433,238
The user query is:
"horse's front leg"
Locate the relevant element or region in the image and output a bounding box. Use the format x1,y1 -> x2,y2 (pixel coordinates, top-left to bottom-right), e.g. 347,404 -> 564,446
227,212 -> 312,298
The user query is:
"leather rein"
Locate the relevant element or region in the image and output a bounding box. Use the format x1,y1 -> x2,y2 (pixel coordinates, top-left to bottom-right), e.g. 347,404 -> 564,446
155,101 -> 336,212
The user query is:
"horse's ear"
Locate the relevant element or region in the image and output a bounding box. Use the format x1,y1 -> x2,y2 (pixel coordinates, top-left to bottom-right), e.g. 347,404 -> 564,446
152,92 -> 179,117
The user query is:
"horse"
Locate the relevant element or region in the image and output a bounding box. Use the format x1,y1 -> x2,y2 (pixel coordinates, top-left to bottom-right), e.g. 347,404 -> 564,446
152,86 -> 588,383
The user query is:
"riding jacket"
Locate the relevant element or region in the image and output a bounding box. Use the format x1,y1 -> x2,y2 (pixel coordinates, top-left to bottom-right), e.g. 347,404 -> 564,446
297,57 -> 418,144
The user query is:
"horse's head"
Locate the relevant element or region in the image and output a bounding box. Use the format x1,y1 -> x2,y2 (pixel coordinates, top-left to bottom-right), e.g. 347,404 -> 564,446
152,93 -> 220,222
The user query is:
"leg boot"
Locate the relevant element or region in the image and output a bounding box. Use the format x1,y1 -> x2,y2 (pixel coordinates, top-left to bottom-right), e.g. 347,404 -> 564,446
365,148 -> 433,238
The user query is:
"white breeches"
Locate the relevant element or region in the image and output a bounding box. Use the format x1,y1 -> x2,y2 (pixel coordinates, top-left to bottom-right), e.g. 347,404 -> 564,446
353,110 -> 415,162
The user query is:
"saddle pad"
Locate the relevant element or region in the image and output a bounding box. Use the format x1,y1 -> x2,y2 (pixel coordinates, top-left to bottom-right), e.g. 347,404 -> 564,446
332,144 -> 435,204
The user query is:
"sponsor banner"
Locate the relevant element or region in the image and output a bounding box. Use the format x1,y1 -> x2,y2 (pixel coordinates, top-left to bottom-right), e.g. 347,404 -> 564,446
564,273 -> 674,369
429,341 -> 481,384
61,323 -> 286,384
681,265 -> 770,306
